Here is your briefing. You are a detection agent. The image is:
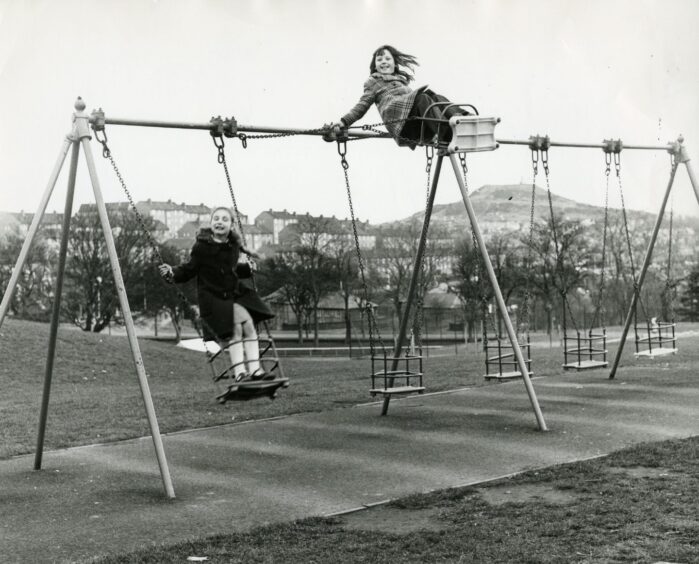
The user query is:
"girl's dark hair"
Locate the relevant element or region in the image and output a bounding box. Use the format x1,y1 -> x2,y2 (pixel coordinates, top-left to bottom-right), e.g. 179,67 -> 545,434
369,45 -> 418,82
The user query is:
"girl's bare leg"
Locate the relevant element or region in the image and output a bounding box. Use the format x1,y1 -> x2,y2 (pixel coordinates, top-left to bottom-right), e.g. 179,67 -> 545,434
227,321 -> 247,380
233,304 -> 263,376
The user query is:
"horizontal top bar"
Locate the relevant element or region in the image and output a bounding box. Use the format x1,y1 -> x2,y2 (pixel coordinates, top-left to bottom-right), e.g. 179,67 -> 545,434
496,138 -> 674,151
98,117 -> 387,139
94,116 -> 678,152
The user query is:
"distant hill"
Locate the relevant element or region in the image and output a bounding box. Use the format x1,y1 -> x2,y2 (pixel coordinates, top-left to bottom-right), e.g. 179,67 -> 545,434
384,183 -> 697,236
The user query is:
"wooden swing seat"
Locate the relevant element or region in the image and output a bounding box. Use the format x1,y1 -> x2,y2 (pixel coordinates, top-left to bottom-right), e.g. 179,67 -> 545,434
216,377 -> 290,403
634,348 -> 678,359
562,359 -> 609,371
484,370 -> 530,381
370,385 -> 426,397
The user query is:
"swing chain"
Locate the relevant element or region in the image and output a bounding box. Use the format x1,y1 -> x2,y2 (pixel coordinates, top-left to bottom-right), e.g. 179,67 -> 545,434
425,145 -> 434,174
91,126 -> 219,353
337,139 -> 349,170
336,142 -> 385,355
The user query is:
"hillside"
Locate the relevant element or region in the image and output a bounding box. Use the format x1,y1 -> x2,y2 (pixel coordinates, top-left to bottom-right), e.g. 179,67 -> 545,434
386,183 -> 699,240
399,184 -> 650,230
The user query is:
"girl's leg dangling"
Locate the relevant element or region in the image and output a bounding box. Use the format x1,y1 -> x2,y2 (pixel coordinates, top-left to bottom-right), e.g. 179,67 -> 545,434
227,322 -> 247,381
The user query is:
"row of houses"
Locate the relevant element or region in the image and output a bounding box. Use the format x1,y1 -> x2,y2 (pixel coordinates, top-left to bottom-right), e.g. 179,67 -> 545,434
0,201 -> 461,271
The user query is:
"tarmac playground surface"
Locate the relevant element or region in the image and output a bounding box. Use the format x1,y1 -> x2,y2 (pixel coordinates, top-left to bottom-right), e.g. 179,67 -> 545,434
2,365 -> 699,563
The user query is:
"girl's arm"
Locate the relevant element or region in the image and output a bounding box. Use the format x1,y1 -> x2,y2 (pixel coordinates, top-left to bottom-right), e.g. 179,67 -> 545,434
339,77 -> 378,127
169,247 -> 200,283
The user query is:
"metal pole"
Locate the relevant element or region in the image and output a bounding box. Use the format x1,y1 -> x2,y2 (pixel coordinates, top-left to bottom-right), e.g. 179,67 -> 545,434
679,139 -> 699,205
381,154 -> 443,416
449,153 -> 547,431
93,114 -> 676,152
609,159 -> 679,379
497,139 -> 673,151
98,116 -> 387,139
34,134 -> 79,470
76,100 -> 175,498
0,137 -> 72,329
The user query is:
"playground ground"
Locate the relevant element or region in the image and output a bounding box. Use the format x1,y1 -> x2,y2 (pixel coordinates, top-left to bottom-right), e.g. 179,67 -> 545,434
3,359 -> 699,563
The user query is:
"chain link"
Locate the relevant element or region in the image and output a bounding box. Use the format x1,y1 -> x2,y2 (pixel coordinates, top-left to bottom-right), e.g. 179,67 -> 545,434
94,133 -> 217,354
542,148 -> 578,333
337,146 -> 385,356
517,151 -> 538,342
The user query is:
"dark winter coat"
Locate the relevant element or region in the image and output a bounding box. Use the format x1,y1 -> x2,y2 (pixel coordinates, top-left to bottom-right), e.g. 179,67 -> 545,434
172,228 -> 274,341
341,72 -> 428,147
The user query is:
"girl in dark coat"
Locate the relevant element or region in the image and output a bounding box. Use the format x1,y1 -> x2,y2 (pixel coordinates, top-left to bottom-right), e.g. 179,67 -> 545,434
159,207 -> 274,381
329,45 -> 470,148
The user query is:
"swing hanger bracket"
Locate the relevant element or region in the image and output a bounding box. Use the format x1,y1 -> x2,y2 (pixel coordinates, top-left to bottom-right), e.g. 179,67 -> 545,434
602,138 -> 623,154
209,115 -> 238,139
90,107 -> 106,134
527,134 -> 550,152
322,123 -> 349,143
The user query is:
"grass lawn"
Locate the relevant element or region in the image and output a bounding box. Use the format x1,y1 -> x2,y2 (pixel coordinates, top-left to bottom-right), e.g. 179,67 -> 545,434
1,318 -> 697,458
3,318 -> 699,563
93,436 -> 699,563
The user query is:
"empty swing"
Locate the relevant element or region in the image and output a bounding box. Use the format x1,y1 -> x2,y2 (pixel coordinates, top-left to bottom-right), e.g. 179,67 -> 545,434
482,144 -> 543,381
613,148 -> 679,359
542,142 -> 609,371
336,137 -> 425,399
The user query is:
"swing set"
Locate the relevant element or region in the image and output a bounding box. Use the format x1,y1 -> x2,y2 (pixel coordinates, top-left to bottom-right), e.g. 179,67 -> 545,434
1,97 -> 697,499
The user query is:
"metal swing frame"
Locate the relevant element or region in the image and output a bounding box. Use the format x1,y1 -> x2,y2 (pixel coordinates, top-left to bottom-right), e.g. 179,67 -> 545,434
4,99 -> 697,492
607,142 -> 692,379
612,149 -> 680,362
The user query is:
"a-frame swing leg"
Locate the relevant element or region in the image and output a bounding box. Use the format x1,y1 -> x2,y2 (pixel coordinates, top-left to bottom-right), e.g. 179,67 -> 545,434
609,137 -> 699,378
381,154 -> 443,416
35,134 -> 80,470
0,137 -> 73,329
32,99 -> 175,499
609,157 -> 680,379
448,153 -> 547,431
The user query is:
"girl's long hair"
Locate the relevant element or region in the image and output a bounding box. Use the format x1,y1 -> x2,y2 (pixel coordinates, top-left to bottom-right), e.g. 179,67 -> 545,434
369,45 -> 418,82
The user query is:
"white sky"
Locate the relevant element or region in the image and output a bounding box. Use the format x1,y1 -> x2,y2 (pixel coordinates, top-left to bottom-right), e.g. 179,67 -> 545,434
1,0 -> 698,225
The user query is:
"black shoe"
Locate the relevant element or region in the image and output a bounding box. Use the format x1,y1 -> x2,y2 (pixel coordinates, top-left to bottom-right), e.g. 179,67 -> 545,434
234,372 -> 248,382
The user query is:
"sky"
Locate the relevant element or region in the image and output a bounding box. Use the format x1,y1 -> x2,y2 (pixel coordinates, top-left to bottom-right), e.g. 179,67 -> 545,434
1,0 -> 698,226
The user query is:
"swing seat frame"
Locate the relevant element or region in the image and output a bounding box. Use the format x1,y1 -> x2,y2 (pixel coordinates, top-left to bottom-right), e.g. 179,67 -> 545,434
483,337 -> 532,381
634,320 -> 678,359
562,329 -> 609,371
416,103 -> 500,154
216,377 -> 290,403
207,335 -> 286,403
369,351 -> 425,397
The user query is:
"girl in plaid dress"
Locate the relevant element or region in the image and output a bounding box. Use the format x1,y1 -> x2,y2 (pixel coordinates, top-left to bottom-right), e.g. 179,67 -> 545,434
330,45 -> 469,148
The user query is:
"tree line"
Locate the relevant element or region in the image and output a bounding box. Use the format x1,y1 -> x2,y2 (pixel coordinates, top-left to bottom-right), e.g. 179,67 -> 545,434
1,210 -> 698,343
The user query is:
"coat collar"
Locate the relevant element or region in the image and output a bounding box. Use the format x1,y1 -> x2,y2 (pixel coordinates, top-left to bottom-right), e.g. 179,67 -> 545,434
371,72 -> 408,84
196,227 -> 234,246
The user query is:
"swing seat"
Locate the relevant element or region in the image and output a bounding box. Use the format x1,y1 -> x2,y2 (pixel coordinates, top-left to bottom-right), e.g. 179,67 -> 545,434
483,339 -> 532,381
369,385 -> 426,397
448,116 -> 500,154
562,330 -> 608,371
562,359 -> 609,371
208,337 -> 286,403
216,377 -> 290,403
634,348 -> 677,359
370,353 -> 425,398
634,320 -> 678,359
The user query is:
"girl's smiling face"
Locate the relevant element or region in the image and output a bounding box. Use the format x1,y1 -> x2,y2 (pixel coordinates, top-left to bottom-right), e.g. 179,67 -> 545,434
374,49 -> 395,75
210,208 -> 233,239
